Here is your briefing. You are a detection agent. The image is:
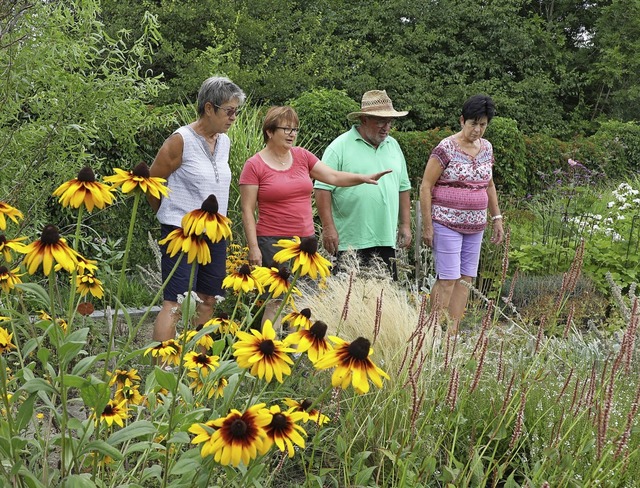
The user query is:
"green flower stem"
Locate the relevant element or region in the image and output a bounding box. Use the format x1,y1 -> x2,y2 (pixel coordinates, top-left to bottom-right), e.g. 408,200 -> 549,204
161,259 -> 197,488
102,190 -> 141,380
115,253 -> 184,364
271,268 -> 302,325
66,205 -> 84,329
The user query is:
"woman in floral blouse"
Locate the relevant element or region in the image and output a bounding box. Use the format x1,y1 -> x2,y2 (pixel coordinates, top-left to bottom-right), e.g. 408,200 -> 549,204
419,94 -> 504,335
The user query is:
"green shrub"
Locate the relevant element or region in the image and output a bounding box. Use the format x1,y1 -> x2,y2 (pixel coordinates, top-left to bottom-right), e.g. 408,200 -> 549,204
289,88 -> 359,155
394,128 -> 454,189
484,117 -> 527,196
590,120 -> 640,175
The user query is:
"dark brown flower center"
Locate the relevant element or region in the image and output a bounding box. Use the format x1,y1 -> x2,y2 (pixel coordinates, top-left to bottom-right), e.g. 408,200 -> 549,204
301,399 -> 313,411
201,194 -> 219,214
309,321 -> 328,339
300,308 -> 311,319
194,353 -> 210,365
217,312 -> 229,320
0,235 -> 6,245
238,264 -> 251,275
132,162 -> 150,178
0,266 -> 8,275
271,413 -> 288,430
348,337 -> 370,360
103,405 -> 115,416
259,339 -> 275,356
77,166 -> 96,182
229,418 -> 248,437
300,237 -> 318,254
41,225 -> 61,244
277,266 -> 291,281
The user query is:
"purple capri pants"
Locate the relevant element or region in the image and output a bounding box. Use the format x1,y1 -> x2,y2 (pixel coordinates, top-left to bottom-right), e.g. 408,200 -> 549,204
433,222 -> 484,280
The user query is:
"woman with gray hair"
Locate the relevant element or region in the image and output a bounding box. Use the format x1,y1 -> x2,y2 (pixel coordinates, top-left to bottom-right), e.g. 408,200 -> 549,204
148,76 -> 245,350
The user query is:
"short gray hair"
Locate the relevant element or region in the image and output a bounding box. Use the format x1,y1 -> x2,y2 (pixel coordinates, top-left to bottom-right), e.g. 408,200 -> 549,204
196,76 -> 246,116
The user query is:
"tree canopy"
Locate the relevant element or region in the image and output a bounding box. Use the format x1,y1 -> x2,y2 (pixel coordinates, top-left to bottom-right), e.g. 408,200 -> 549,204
98,0 -> 637,136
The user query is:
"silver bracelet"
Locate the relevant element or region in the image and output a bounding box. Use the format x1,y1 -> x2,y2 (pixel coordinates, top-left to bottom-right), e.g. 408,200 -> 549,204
491,214 -> 503,221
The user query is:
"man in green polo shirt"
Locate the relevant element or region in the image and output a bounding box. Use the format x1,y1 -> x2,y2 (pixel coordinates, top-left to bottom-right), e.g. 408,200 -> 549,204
314,90 -> 412,279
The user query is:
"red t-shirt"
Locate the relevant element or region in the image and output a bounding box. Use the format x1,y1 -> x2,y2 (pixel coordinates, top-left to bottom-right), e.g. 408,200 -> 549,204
239,146 -> 319,236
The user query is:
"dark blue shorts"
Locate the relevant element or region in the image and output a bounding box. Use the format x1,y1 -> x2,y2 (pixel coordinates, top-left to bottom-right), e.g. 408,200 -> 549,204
160,224 -> 227,302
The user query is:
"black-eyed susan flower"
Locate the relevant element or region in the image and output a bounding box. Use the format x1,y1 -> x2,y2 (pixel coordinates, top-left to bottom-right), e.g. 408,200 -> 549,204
183,351 -> 220,377
104,162 -> 169,199
282,308 -> 312,330
0,266 -> 23,293
212,377 -> 228,398
203,314 -> 239,337
52,166 -> 115,212
233,320 -> 296,383
261,405 -> 307,458
36,310 -> 67,332
283,398 -> 330,426
98,400 -> 129,427
189,403 -> 272,466
180,327 -> 214,351
222,264 -> 264,294
284,320 -> 333,363
252,265 -> 301,298
159,227 -> 211,265
181,194 -> 232,243
0,202 -> 23,230
314,336 -> 390,394
0,326 -> 16,354
273,236 -> 331,280
20,225 -> 80,275
114,385 -> 145,406
109,369 -> 141,389
144,339 -> 182,366
75,255 -> 98,275
76,272 -> 104,299
0,235 -> 27,262
226,244 -> 249,275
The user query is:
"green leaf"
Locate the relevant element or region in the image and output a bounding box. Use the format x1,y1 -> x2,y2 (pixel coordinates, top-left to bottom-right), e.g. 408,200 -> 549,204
58,328 -> 89,366
71,356 -> 99,376
107,420 -> 157,446
170,450 -> 201,476
82,440 -> 124,461
61,474 -> 98,488
154,366 -> 177,391
62,375 -> 90,388
15,283 -> 50,306
15,394 -> 36,431
21,378 -> 56,395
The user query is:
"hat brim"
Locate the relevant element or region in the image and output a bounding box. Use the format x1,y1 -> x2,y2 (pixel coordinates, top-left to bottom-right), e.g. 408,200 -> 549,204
347,109 -> 409,121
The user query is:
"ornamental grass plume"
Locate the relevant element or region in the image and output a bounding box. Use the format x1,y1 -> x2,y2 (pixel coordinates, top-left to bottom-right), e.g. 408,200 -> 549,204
104,162 -> 169,198
294,256 -> 430,369
181,194 -> 232,243
52,166 -> 115,212
0,201 -> 23,230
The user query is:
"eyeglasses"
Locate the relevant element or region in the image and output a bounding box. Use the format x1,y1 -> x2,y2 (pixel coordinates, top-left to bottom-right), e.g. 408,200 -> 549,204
369,117 -> 395,128
276,127 -> 300,135
214,104 -> 241,117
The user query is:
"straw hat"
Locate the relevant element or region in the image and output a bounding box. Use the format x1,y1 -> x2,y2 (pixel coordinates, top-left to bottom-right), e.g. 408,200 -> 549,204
347,90 -> 408,120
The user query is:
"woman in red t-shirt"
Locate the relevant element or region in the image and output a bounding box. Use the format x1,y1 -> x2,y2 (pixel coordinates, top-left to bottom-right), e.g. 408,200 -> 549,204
240,106 -> 389,328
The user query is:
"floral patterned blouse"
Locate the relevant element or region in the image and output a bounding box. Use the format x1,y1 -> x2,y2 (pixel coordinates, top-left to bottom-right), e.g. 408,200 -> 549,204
430,135 -> 494,234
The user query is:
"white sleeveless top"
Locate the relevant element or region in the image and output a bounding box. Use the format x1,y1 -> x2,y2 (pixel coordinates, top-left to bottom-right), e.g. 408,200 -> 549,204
157,125 -> 232,227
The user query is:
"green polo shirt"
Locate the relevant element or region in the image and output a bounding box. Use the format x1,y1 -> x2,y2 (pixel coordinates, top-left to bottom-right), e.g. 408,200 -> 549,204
314,126 -> 411,250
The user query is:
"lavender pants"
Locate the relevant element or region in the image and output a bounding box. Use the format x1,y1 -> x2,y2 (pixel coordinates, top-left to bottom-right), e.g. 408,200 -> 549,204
433,222 -> 484,279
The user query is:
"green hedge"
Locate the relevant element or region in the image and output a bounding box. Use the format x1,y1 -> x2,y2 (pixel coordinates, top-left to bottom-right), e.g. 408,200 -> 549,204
395,119 -> 640,196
